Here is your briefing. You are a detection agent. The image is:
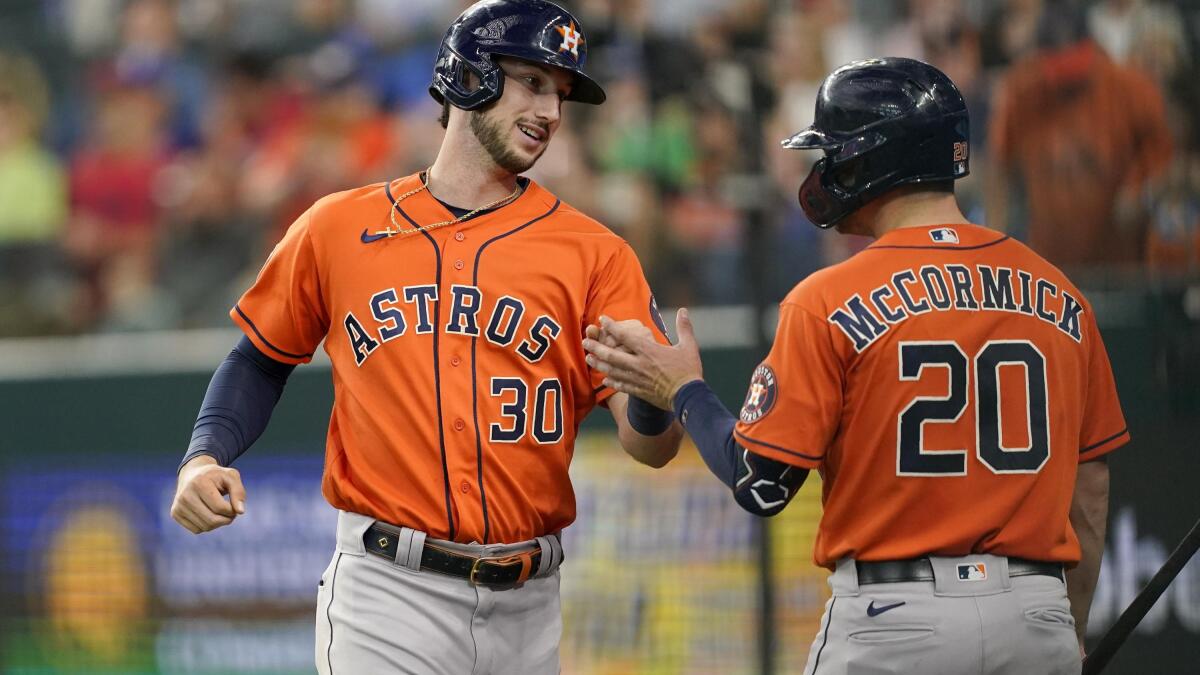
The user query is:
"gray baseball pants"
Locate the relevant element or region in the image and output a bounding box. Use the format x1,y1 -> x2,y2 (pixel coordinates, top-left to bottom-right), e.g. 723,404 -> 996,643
315,511 -> 564,675
803,554 -> 1081,675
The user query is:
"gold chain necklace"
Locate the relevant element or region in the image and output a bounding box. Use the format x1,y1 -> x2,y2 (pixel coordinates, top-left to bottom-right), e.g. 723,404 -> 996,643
374,171 -> 524,238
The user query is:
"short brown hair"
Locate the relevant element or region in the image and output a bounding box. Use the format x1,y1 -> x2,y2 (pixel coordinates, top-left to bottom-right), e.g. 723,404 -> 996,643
438,100 -> 451,129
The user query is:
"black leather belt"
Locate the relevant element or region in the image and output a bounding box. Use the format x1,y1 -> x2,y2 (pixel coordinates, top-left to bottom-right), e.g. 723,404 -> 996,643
364,523 -> 542,587
856,557 -> 1064,585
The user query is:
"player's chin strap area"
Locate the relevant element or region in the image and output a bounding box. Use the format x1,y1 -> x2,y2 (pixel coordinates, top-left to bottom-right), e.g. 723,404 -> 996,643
363,521 -> 564,589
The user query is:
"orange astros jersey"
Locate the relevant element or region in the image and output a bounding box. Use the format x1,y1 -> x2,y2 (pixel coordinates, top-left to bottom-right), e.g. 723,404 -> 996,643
233,172 -> 667,544
734,223 -> 1129,568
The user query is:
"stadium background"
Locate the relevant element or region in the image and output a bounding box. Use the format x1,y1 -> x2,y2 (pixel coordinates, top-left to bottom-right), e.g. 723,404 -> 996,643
0,0 -> 1198,673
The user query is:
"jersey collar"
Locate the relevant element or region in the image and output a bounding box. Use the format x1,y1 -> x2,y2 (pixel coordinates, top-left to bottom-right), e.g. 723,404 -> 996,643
866,223 -> 1007,251
387,172 -> 552,229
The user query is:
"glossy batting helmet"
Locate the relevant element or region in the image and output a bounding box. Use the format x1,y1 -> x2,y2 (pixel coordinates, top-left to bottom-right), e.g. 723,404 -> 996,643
429,0 -> 606,111
782,57 -> 969,227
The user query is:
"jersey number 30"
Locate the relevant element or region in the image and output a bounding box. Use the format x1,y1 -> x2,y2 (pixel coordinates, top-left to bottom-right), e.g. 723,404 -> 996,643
490,377 -> 564,444
898,340 -> 1049,476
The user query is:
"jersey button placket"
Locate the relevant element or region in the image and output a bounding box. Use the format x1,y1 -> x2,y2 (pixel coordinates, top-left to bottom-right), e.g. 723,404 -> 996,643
453,418 -> 466,431
450,355 -> 462,367
454,259 -> 465,270
454,231 -> 465,241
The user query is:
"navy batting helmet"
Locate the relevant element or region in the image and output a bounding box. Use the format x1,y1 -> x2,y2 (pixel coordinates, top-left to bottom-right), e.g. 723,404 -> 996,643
782,57 -> 969,228
429,0 -> 606,111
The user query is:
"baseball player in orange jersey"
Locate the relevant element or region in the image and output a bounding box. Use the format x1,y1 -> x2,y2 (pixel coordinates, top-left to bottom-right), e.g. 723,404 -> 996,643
584,58 -> 1123,674
168,2 -> 683,673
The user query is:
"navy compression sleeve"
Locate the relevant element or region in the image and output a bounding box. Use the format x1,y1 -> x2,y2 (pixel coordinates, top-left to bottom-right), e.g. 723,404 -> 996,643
178,335 -> 296,470
672,380 -> 740,486
672,379 -> 807,516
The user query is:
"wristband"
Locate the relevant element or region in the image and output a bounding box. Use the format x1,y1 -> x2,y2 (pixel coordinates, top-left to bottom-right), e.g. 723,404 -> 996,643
626,394 -> 675,435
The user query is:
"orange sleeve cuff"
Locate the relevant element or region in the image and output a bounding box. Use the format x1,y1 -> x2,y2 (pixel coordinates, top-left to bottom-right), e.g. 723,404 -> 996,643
593,384 -> 617,408
1078,427 -> 1130,463
733,429 -> 823,470
230,305 -> 315,365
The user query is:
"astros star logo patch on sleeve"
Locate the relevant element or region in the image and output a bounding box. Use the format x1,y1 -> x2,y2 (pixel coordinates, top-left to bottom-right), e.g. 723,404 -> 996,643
739,364 -> 778,423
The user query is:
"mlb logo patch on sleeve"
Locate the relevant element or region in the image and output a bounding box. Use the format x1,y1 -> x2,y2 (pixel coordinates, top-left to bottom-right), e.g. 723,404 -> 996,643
957,562 -> 987,581
929,228 -> 959,244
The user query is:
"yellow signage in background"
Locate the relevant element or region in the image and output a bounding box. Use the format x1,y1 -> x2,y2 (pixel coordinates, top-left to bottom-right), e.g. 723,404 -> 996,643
47,506 -> 149,658
33,487 -> 157,673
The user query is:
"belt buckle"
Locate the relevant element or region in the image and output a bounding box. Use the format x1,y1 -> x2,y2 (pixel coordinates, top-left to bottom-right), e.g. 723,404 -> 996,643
468,549 -> 537,587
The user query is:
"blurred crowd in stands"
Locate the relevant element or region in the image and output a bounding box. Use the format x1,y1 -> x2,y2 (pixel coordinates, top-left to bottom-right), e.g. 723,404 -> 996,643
0,0 -> 1197,337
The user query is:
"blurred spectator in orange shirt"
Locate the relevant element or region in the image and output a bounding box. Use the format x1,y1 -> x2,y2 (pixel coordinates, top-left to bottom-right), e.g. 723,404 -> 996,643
987,0 -> 1172,269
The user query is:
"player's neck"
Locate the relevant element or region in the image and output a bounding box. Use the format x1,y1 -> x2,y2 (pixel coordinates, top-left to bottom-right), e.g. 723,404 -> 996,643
428,125 -> 522,209
868,190 -> 970,238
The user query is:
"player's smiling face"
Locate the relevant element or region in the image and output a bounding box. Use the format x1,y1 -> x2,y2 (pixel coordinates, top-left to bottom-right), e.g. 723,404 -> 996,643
468,57 -> 570,174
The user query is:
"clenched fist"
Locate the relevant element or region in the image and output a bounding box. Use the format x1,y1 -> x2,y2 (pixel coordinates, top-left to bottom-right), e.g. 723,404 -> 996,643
171,454 -> 247,533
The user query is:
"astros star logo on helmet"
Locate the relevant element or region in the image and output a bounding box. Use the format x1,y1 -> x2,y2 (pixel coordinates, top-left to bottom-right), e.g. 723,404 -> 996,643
556,22 -> 582,58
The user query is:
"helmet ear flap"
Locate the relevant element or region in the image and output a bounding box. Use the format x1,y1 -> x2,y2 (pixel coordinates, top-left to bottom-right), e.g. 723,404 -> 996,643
831,155 -> 867,192
798,155 -> 871,228
798,159 -> 838,228
431,46 -> 505,110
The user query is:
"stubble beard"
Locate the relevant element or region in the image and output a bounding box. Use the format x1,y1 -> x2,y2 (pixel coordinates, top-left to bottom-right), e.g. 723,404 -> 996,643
469,109 -> 542,174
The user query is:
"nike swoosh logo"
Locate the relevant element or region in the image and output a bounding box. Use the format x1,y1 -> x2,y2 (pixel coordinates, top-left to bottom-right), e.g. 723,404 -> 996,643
360,229 -> 390,244
866,600 -> 906,617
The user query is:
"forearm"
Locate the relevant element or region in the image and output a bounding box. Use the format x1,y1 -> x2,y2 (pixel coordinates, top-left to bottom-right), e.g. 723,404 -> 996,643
1067,458 -> 1110,647
180,335 -> 295,470
612,394 -> 682,468
673,380 -> 806,516
672,379 -> 740,486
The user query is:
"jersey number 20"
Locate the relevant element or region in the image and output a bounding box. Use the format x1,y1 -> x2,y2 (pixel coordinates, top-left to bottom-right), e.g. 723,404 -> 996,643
897,340 -> 1049,476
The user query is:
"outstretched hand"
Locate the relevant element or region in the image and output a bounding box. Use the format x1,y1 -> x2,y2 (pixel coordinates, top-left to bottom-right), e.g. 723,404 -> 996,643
582,308 -> 703,410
